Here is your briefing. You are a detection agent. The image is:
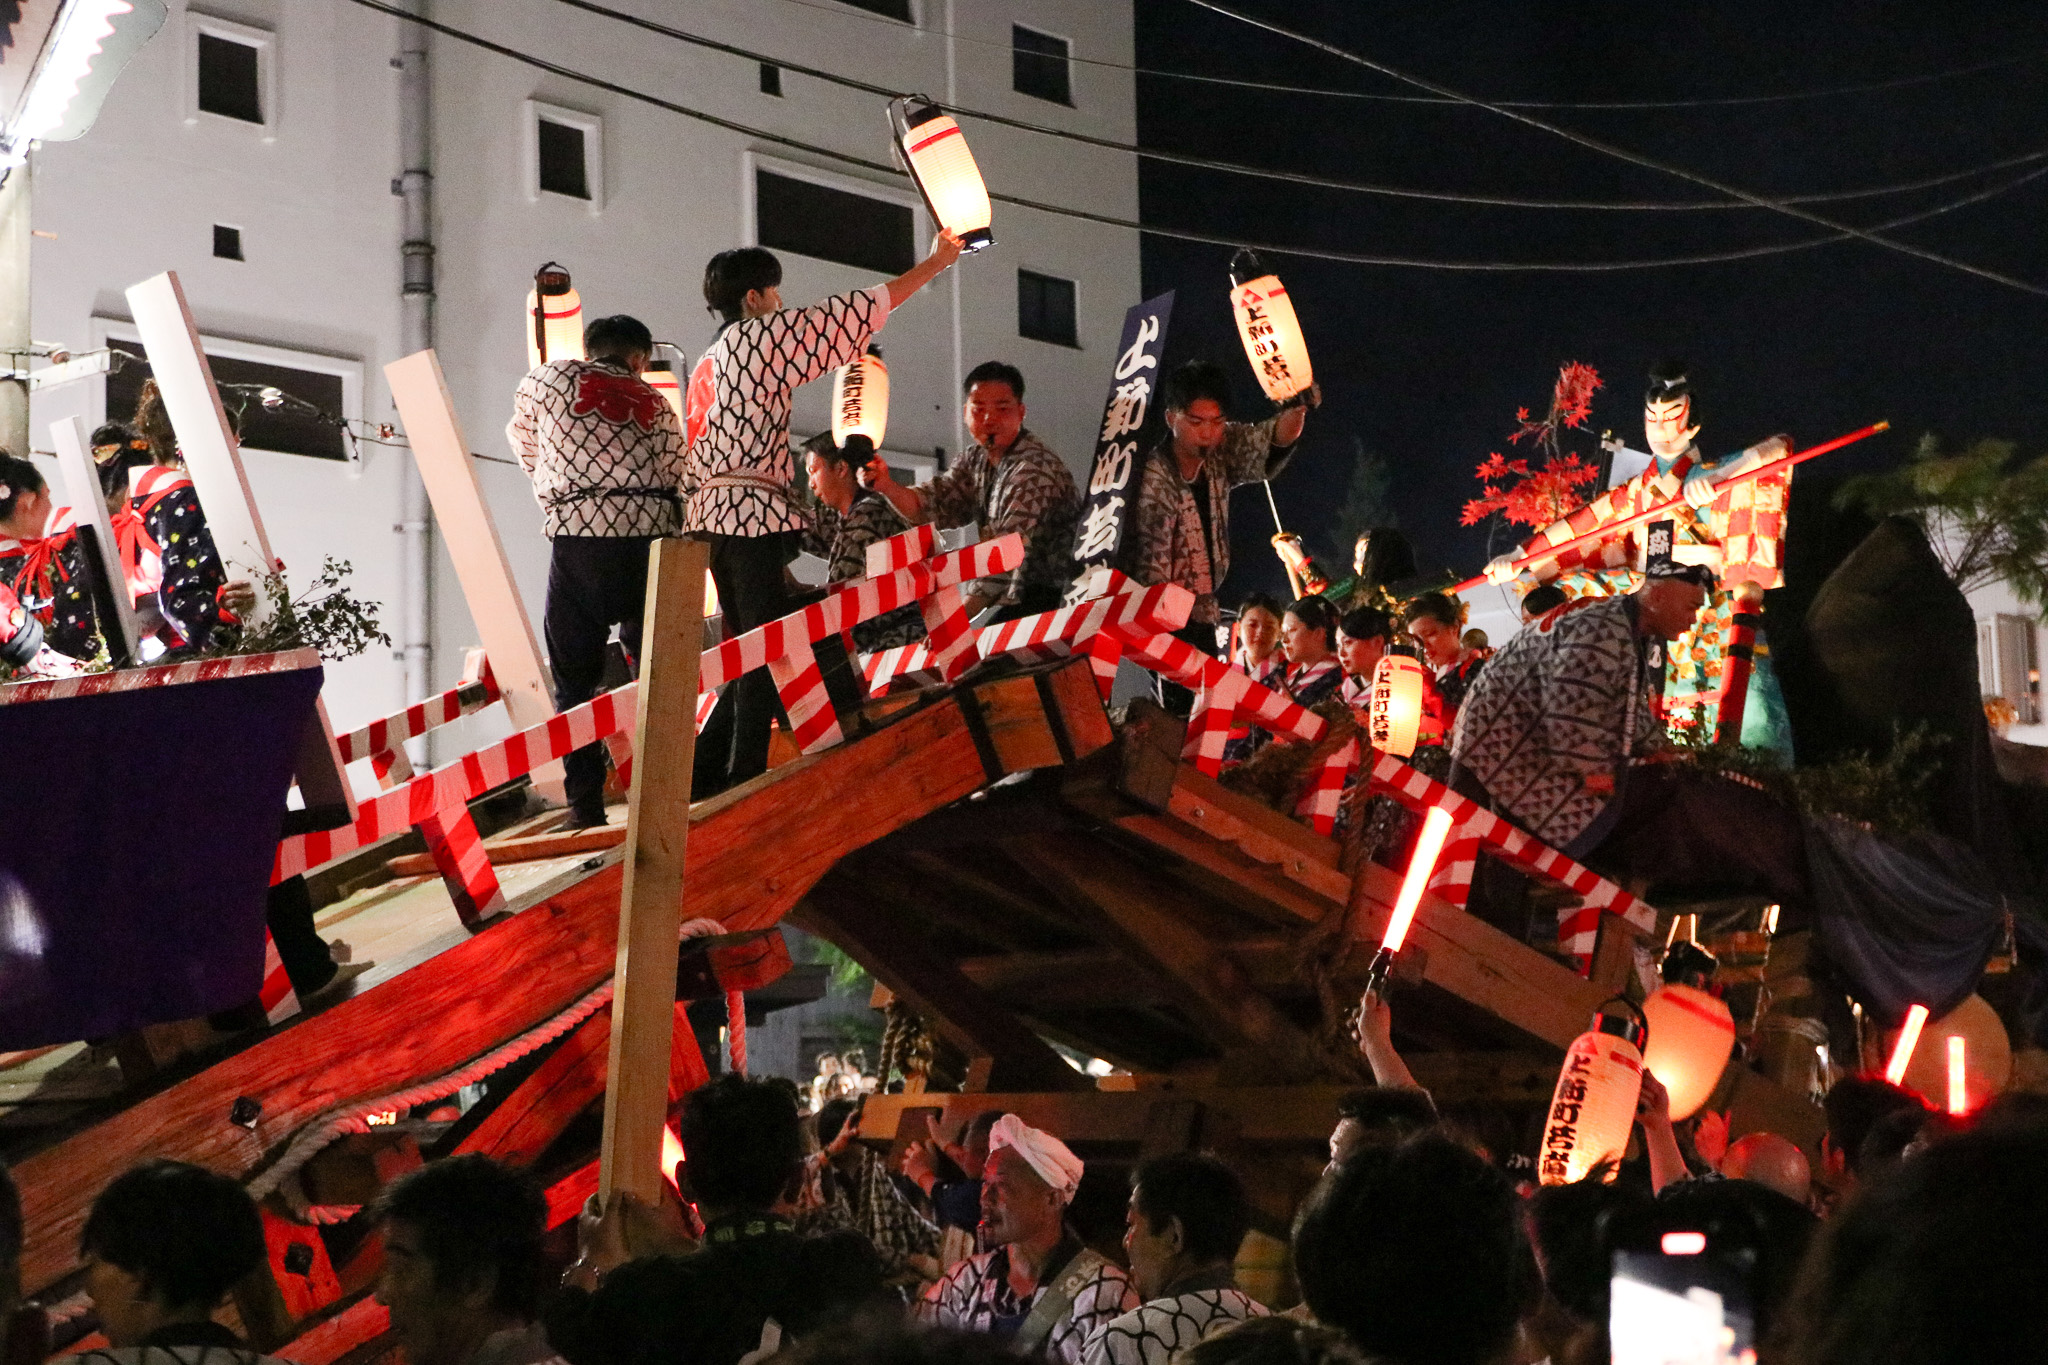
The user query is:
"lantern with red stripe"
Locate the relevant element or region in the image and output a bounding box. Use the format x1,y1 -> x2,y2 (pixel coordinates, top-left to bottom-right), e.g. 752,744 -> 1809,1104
1538,1001 -> 1648,1186
1229,249 -> 1314,405
1640,941 -> 1735,1121
525,262 -> 584,370
645,344 -> 686,424
890,96 -> 993,252
1369,653 -> 1427,758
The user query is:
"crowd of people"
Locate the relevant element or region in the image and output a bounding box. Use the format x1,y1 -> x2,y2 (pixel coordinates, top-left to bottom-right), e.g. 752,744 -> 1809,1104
3,991 -> 2043,1365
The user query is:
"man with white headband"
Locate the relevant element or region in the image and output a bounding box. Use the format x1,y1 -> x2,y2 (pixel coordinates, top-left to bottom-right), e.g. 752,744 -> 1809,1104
920,1115 -> 1136,1363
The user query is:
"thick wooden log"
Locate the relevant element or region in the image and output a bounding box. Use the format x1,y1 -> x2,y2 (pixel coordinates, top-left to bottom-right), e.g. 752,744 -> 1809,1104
14,660 -> 1105,1296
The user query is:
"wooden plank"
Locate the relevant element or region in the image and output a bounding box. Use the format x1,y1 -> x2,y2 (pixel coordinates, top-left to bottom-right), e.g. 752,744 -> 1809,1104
384,349 -> 558,784
17,667 -> 1081,1295
126,270 -> 353,818
49,416 -> 141,663
602,538 -> 708,1205
277,1295 -> 390,1365
792,887 -> 1089,1094
386,825 -> 627,877
455,1009 -> 612,1166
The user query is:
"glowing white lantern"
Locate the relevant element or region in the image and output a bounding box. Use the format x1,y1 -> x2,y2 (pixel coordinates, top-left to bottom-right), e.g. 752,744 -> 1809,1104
1368,653 -> 1427,757
1640,941 -> 1735,1121
1229,249 -> 1314,405
1538,1004 -> 1648,1186
1894,994 -> 2010,1113
890,97 -> 993,253
832,347 -> 889,451
525,262 -> 584,371
644,357 -> 685,424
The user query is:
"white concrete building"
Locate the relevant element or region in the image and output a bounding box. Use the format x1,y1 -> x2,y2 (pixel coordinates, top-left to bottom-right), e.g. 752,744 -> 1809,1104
24,0 -> 1139,761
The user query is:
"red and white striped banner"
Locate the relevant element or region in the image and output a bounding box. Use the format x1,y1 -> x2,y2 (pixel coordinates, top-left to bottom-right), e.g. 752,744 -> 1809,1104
274,683 -> 638,881
336,657 -> 500,764
0,648 -> 322,705
975,570 -> 1193,697
1110,626 -> 1326,773
856,526 -> 982,694
863,523 -> 936,576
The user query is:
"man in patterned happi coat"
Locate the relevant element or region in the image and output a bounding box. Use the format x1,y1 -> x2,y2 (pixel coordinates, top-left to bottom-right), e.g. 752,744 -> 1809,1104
1484,361 -> 1791,744
1082,1153 -> 1266,1365
921,1116 -> 1137,1364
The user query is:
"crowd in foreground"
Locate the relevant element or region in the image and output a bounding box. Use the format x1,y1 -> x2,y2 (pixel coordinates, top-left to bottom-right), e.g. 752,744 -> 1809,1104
3,990 -> 2044,1365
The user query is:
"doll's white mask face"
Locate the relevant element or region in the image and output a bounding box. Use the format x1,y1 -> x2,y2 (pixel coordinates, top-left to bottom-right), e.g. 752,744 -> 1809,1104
1645,395 -> 1699,460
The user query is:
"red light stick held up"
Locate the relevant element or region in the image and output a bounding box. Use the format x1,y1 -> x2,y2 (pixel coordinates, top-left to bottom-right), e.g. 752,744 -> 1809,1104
1364,805 -> 1457,996
1886,1003 -> 1931,1086
1450,420 -> 1890,594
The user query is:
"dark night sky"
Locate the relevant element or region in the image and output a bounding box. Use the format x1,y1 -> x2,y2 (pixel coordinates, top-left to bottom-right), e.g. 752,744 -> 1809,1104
1131,0 -> 2048,604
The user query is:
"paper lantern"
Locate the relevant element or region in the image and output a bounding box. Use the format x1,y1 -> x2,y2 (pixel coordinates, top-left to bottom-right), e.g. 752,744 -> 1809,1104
1368,654 -> 1427,757
1229,249 -> 1314,405
890,97 -> 993,252
1640,941 -> 1736,1121
644,357 -> 685,424
525,262 -> 584,370
832,347 -> 889,451
1538,1004 -> 1648,1186
1893,994 -> 2010,1113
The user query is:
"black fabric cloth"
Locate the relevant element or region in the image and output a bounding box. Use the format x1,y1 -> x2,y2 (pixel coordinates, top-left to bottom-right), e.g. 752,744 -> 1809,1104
985,581 -> 1064,625
1157,621 -> 1219,718
266,873 -> 336,997
1804,818 -> 2005,1026
1188,472 -> 1214,566
930,1176 -> 982,1232
545,1213 -> 886,1365
1572,765 -> 1812,924
545,536 -> 654,821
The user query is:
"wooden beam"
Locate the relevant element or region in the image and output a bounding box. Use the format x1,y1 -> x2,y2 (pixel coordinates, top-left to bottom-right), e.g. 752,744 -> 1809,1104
126,270 -> 353,819
1023,836 -> 1337,1084
792,887 -> 1089,1094
16,664 -> 1096,1295
386,824 -> 626,877
456,1009 -> 612,1165
602,538 -> 707,1205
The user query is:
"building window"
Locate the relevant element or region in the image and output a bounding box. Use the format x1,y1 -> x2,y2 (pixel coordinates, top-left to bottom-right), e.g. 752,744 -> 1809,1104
185,14 -> 275,133
754,168 -> 915,275
524,100 -> 604,210
105,340 -> 353,463
1017,269 -> 1078,347
760,63 -> 783,96
212,225 -> 243,261
1993,614 -> 2043,724
836,0 -> 913,20
1012,26 -> 1072,105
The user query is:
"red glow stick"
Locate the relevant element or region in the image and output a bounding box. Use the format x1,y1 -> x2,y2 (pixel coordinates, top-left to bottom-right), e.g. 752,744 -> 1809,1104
1451,420 -> 1890,594
1885,1004 -> 1930,1086
1947,1035 -> 1968,1115
1364,805 -> 1457,996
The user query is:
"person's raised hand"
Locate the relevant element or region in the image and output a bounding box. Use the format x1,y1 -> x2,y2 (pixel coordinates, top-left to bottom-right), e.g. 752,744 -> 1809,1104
1483,554 -> 1521,585
930,229 -> 965,270
826,1108 -> 861,1157
859,458 -> 898,494
221,580 -> 258,619
1692,1108 -> 1730,1168
1636,1070 -> 1673,1132
902,1139 -> 939,1187
1355,987 -> 1394,1053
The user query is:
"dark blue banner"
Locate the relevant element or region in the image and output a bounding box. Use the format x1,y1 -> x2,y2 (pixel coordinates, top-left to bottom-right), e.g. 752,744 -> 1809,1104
1073,291 -> 1175,577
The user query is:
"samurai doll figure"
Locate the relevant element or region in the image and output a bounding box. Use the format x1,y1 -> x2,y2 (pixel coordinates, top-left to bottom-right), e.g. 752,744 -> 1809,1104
1484,361 -> 1792,749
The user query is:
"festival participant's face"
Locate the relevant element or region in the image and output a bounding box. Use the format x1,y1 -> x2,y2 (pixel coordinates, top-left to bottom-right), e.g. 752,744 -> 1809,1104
376,1219 -> 485,1365
1122,1189 -> 1182,1301
1338,631 -> 1385,680
1640,579 -> 1709,639
1645,395 -> 1696,459
964,380 -> 1025,452
1167,399 -> 1228,455
1239,607 -> 1280,661
805,450 -> 853,508
980,1148 -> 1058,1247
1409,616 -> 1462,668
1281,611 -> 1328,666
0,485 -> 51,539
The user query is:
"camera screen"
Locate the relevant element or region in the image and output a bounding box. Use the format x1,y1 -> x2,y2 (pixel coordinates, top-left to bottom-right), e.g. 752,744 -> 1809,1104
1610,1247 -> 1757,1365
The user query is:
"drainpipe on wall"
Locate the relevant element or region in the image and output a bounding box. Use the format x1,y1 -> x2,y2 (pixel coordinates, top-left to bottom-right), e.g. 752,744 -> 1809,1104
396,0 -> 435,741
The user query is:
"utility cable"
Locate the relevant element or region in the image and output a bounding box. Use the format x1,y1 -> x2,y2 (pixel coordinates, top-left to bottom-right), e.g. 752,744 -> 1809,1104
759,0 -> 2048,112
1181,0 -> 2048,298
549,0 -> 2048,213
345,0 -> 2048,273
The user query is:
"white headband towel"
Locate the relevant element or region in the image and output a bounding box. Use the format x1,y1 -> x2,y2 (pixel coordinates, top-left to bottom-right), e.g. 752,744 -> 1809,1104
988,1113 -> 1084,1203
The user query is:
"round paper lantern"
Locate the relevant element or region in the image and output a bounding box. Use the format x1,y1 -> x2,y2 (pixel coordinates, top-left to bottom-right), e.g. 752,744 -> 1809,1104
1894,993 -> 2010,1114
1538,1003 -> 1648,1186
890,97 -> 993,252
832,346 -> 889,451
525,262 -> 584,371
1368,653 -> 1427,757
1229,249 -> 1314,405
644,356 -> 685,425
1640,941 -> 1736,1121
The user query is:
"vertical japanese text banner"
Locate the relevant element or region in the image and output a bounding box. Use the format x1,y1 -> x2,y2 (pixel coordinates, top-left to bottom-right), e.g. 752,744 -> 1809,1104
1072,292 -> 1175,580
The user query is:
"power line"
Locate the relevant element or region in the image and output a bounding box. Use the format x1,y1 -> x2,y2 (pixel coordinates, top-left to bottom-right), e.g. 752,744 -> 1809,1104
344,0 -> 2048,273
550,0 -> 2048,213
758,0 -> 2048,112
1182,0 -> 2048,299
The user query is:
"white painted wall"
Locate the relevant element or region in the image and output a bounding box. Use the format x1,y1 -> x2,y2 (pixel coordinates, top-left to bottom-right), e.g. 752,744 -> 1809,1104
27,0 -> 1138,770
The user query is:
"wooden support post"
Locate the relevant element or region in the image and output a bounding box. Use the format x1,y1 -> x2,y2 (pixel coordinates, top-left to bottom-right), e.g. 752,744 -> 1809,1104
125,270 -> 355,822
599,538 -> 708,1205
384,348 -> 562,790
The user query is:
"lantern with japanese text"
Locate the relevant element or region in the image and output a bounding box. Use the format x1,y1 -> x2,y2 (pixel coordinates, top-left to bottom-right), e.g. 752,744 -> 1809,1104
644,353 -> 686,425
1368,653 -> 1427,758
525,262 -> 584,371
1640,941 -> 1735,1121
890,97 -> 993,252
832,346 -> 890,453
1229,249 -> 1314,405
1538,1002 -> 1648,1185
